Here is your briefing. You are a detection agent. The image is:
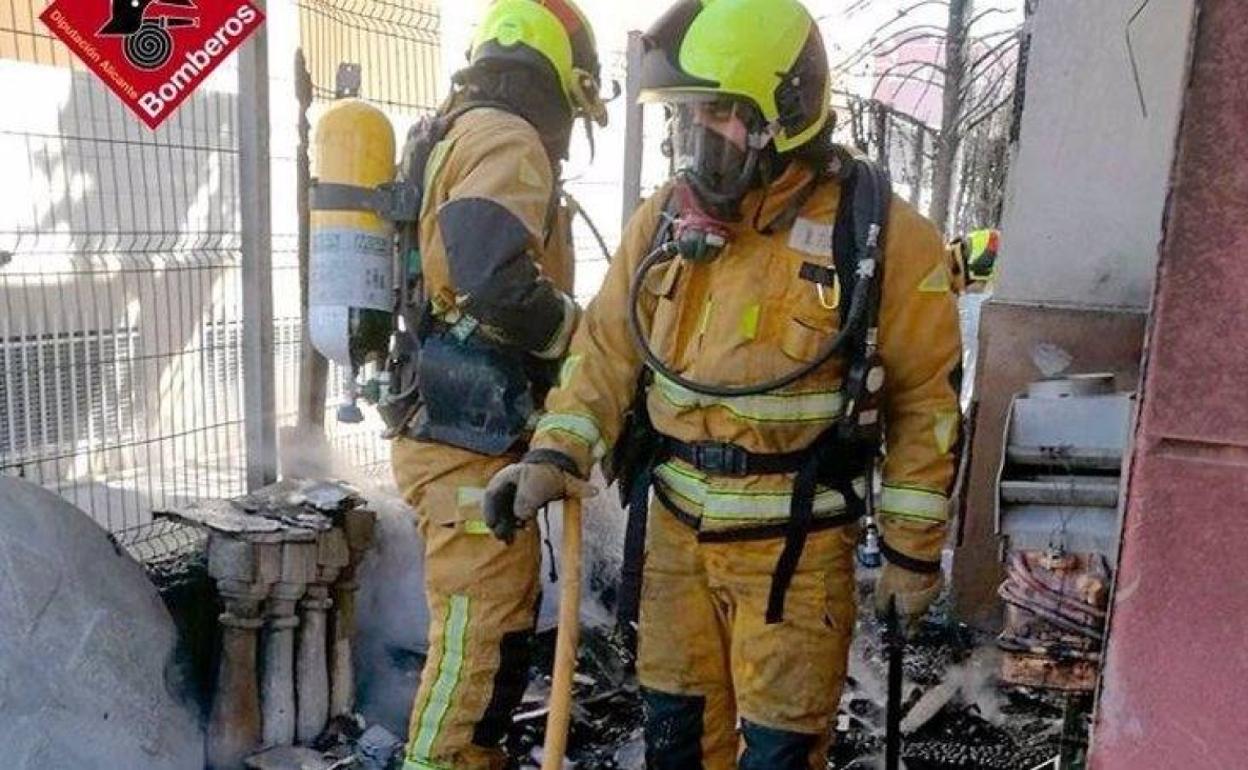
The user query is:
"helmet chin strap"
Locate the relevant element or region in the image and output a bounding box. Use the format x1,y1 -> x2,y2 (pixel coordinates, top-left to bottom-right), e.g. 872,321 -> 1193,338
569,69 -> 613,160
569,69 -> 610,127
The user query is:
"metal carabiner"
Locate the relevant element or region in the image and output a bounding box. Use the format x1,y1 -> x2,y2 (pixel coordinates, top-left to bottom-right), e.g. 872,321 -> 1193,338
816,273 -> 841,310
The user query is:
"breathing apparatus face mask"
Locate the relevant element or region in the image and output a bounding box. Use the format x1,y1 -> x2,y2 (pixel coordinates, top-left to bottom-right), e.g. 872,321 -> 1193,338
663,98 -> 770,261
669,99 -> 767,213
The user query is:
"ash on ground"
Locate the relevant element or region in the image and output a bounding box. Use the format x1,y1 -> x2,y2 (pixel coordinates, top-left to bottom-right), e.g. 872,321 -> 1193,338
832,579 -> 1067,770
504,575 -> 1068,770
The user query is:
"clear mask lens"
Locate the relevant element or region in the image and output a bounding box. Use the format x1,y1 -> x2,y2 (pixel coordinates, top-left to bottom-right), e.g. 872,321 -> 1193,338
667,100 -> 759,197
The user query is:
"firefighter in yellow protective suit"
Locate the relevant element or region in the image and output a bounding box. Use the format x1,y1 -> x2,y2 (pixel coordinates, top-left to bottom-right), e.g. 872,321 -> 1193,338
948,228 -> 1001,292
387,2 -> 604,769
482,1 -> 961,768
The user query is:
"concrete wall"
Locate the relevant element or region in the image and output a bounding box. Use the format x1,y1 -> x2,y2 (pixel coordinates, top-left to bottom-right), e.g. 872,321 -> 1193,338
995,0 -> 1196,310
1091,1 -> 1248,765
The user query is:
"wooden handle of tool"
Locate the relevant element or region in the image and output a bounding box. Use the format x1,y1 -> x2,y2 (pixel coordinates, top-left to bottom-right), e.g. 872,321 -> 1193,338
541,496 -> 583,770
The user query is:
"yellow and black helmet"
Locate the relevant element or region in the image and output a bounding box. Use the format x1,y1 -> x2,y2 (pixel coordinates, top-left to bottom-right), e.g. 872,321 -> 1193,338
639,0 -> 830,153
470,0 -> 606,124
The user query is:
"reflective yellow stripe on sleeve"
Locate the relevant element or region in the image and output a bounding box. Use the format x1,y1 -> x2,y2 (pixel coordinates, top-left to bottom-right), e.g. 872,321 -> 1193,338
879,485 -> 950,523
653,375 -> 846,425
655,461 -> 867,521
534,412 -> 606,459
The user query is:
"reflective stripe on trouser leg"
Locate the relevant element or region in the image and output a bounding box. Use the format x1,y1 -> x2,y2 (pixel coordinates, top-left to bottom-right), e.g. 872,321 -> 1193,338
394,439 -> 541,770
408,595 -> 471,765
637,499 -> 737,770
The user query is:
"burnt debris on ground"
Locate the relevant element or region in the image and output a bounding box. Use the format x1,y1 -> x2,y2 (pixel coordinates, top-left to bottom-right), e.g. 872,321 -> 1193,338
505,578 -> 1068,770
187,579 -> 1071,769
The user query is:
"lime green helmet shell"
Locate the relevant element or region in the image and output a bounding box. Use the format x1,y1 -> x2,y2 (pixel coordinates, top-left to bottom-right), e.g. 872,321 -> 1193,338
640,0 -> 830,153
471,0 -> 601,110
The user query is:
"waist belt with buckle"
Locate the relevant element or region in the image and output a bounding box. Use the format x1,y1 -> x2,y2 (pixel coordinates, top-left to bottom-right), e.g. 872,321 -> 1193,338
655,433 -> 868,625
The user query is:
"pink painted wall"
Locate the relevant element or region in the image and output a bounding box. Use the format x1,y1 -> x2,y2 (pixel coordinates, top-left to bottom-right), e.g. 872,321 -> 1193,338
1090,1 -> 1248,767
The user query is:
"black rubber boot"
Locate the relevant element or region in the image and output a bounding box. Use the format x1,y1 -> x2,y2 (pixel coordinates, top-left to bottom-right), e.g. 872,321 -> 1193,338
738,718 -> 819,770
472,628 -> 533,748
642,686 -> 705,770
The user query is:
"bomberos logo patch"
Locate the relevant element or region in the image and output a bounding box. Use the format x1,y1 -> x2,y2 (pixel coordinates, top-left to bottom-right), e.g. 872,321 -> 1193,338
40,0 -> 264,129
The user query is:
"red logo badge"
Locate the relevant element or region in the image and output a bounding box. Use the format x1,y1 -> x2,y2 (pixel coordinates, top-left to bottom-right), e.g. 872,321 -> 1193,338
39,0 -> 264,129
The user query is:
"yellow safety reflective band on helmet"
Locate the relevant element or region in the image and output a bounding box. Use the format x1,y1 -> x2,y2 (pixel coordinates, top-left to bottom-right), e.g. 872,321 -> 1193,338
655,461 -> 867,521
654,374 -> 846,424
969,229 -> 992,258
534,411 -> 606,458
409,595 -> 470,762
879,485 -> 949,523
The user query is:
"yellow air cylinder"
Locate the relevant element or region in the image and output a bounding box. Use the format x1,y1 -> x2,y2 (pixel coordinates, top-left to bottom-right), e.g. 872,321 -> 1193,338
310,99 -> 396,421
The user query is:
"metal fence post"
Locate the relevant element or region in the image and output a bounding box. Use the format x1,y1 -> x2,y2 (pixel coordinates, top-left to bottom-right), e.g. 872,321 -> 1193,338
621,30 -> 645,230
912,129 -> 926,208
295,48 -> 327,433
239,2 -> 278,489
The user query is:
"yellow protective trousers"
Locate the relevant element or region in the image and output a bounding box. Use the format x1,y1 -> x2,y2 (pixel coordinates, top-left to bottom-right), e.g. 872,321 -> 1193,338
637,497 -> 858,770
392,438 -> 542,770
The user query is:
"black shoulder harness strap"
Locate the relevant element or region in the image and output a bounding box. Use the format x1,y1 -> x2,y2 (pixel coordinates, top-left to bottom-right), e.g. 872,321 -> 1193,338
766,151 -> 891,625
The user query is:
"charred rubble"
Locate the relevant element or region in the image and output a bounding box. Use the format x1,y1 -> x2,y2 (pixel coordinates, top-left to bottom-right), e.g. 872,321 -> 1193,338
503,580 -> 1070,770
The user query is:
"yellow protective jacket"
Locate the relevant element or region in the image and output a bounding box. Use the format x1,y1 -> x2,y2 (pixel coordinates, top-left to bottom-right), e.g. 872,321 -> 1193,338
530,160 -> 961,566
417,106 -> 577,357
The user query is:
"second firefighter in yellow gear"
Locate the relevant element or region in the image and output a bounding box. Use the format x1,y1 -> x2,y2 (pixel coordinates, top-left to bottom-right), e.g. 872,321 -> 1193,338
388,1 -> 606,769
948,228 -> 1002,293
485,1 -> 962,768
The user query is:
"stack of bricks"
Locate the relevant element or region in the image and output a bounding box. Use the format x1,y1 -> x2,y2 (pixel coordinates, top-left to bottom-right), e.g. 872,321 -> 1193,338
161,479 -> 376,770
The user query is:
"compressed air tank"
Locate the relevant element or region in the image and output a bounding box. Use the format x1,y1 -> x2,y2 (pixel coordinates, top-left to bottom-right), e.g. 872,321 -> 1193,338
310,99 -> 396,421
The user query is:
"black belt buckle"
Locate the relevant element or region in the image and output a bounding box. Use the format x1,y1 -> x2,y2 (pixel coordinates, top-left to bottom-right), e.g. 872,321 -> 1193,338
691,441 -> 750,476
